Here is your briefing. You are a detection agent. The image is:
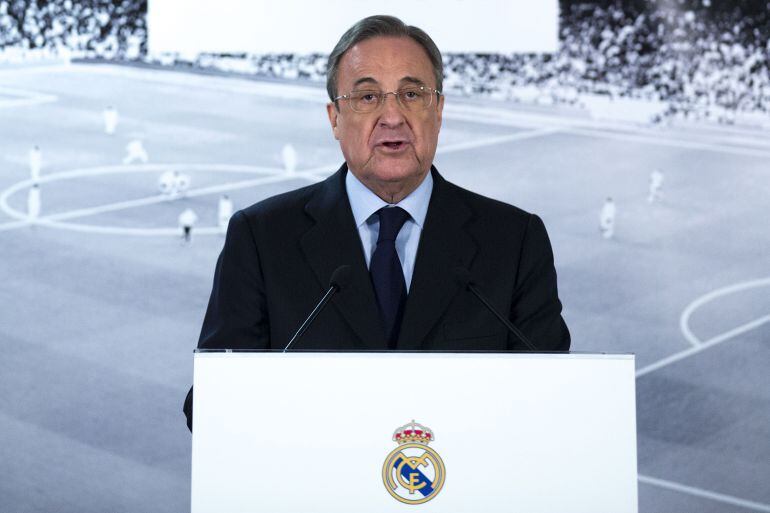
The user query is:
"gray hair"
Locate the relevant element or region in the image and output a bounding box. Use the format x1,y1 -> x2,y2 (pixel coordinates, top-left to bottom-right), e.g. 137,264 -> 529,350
326,15 -> 443,103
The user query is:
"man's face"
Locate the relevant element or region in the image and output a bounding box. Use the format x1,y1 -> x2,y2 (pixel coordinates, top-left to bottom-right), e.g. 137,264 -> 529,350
327,36 -> 444,202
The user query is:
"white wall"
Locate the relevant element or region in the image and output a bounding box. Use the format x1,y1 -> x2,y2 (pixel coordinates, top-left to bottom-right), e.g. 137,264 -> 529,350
147,0 -> 558,56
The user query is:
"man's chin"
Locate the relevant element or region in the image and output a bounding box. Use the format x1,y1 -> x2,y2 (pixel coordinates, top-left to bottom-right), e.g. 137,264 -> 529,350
370,169 -> 421,187
366,154 -> 425,184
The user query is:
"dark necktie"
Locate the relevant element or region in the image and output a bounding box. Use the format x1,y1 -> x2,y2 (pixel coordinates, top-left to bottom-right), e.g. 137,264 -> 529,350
370,206 -> 410,347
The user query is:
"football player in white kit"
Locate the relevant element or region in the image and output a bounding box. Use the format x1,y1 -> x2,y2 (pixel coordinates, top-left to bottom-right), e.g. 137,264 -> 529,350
29,145 -> 42,182
174,171 -> 191,197
27,183 -> 41,220
103,105 -> 119,135
648,169 -> 664,203
158,170 -> 191,198
123,139 -> 149,165
158,170 -> 176,196
178,208 -> 198,244
599,197 -> 616,239
217,194 -> 234,234
281,143 -> 297,175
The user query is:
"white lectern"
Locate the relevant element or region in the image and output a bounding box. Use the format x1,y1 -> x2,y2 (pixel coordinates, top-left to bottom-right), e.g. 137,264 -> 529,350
191,351 -> 637,513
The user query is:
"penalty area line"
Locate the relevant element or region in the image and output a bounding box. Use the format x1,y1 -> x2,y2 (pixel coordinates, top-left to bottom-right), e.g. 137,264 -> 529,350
0,219 -> 32,232
680,277 -> 770,347
41,168 -> 331,223
638,474 -> 770,512
0,167 -> 337,233
637,277 -> 770,377
636,313 -> 770,378
436,127 -> 562,155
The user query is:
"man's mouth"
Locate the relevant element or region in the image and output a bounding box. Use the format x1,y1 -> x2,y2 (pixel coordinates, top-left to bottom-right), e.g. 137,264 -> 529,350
377,140 -> 409,152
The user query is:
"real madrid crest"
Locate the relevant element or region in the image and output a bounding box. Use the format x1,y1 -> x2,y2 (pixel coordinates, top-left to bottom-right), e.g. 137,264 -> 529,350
382,420 -> 446,505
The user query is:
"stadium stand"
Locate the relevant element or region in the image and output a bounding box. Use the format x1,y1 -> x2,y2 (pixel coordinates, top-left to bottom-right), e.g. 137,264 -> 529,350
0,0 -> 146,61
441,1 -> 770,123
1,0 -> 767,124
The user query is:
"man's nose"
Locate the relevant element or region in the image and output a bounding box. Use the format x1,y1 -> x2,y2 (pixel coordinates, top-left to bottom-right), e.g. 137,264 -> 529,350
377,92 -> 406,127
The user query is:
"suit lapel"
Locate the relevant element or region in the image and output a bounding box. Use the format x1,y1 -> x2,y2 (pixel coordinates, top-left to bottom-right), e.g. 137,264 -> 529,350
300,164 -> 386,348
396,169 -> 478,349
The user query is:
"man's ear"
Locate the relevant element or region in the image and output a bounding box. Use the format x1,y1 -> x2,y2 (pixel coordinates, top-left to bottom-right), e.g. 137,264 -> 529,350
326,102 -> 340,140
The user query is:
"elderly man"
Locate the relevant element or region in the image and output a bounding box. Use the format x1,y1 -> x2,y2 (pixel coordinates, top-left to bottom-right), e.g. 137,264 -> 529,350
184,15 -> 569,430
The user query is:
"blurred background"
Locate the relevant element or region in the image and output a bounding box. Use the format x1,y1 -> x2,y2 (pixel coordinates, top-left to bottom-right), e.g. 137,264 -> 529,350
0,1 -> 768,512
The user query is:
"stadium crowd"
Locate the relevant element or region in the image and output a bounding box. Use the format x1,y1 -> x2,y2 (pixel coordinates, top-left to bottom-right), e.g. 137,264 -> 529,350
0,0 -> 145,60
1,0 -> 767,123
440,0 -> 770,123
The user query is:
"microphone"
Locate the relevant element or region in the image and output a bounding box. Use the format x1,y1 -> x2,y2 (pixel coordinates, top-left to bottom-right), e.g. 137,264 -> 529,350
453,267 -> 537,351
284,265 -> 352,352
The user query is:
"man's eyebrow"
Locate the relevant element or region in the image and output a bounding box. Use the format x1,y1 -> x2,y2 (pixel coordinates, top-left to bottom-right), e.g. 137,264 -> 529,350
350,76 -> 428,90
399,76 -> 427,87
352,77 -> 379,89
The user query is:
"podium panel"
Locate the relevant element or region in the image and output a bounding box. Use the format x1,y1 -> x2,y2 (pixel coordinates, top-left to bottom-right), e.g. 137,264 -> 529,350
192,352 -> 637,513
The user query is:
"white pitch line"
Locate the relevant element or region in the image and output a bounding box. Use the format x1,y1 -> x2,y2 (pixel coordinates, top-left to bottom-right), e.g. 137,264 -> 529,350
680,277 -> 770,347
44,173 -> 306,222
568,126 -> 770,160
0,98 -> 56,109
0,85 -> 58,109
636,277 -> 770,377
0,165 -> 337,235
447,108 -> 770,158
638,474 -> 770,512
700,314 -> 770,346
60,63 -> 329,103
0,164 -> 300,222
437,127 -> 561,155
0,219 -> 32,232
636,314 -> 770,378
442,105 -> 770,158
0,63 -> 70,76
11,63 -> 770,157
30,223 -> 224,237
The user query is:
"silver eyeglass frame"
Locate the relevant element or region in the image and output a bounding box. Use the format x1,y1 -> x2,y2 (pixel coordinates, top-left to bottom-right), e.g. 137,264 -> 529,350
333,86 -> 442,113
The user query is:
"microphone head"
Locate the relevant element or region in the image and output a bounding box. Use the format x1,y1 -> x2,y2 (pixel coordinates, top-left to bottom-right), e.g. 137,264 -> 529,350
453,266 -> 473,289
329,265 -> 352,291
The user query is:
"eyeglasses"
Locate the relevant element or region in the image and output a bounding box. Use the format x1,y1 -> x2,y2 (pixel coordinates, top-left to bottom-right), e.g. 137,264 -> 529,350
333,86 -> 442,113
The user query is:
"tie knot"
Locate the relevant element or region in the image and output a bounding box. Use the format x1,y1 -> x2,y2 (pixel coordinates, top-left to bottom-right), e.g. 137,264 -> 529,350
376,206 -> 410,242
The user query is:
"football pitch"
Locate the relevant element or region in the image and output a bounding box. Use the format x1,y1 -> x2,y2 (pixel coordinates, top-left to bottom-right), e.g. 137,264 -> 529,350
0,63 -> 768,512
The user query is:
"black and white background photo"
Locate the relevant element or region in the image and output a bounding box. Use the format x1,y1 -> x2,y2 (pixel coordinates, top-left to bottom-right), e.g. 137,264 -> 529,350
1,0 -> 768,511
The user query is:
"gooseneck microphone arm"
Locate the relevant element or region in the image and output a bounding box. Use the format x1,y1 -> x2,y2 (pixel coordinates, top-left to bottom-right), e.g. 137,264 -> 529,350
454,267 -> 538,351
284,265 -> 352,352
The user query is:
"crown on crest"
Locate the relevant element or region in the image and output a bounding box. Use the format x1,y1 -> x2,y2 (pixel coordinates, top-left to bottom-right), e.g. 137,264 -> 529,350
392,420 -> 434,445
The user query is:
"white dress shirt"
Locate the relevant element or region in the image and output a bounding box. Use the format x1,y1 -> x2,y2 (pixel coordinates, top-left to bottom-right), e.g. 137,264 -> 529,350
345,169 -> 433,292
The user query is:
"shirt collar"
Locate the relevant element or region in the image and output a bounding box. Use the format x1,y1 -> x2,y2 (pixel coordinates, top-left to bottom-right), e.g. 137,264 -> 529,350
345,168 -> 433,228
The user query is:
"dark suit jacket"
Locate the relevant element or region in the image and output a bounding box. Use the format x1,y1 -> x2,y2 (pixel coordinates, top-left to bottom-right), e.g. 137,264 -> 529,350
183,164 -> 569,429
